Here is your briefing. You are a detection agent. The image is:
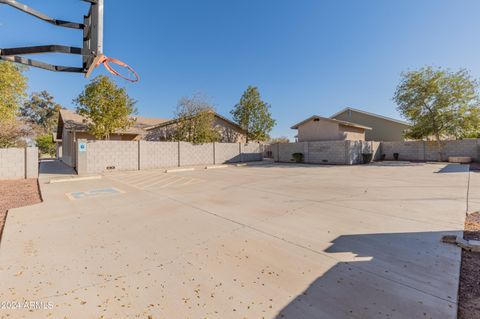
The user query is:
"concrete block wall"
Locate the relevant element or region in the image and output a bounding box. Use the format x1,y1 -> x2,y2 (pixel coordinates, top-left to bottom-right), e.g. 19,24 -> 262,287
179,142 -> 214,167
86,141 -> 138,174
382,139 -> 480,162
241,144 -> 264,162
382,141 -> 425,161
215,143 -> 242,164
0,147 -> 38,180
77,141 -> 265,175
139,141 -> 178,170
277,142 -> 308,162
308,141 -> 347,164
25,147 -> 39,178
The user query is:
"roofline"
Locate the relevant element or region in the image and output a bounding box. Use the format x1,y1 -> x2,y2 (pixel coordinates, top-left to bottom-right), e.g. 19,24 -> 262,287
330,107 -> 412,126
291,115 -> 372,130
145,112 -> 246,133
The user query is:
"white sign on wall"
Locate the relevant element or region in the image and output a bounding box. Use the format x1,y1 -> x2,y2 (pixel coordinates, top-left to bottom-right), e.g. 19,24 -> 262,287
79,142 -> 87,153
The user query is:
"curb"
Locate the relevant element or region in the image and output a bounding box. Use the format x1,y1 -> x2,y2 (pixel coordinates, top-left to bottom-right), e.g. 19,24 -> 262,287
49,175 -> 102,184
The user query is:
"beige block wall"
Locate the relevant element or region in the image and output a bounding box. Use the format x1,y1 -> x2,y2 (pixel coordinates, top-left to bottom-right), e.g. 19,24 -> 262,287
383,139 -> 480,161
76,141 -> 264,175
308,141 -> 348,164
215,143 -> 242,163
241,144 -> 264,162
179,143 -> 214,167
0,147 -> 38,180
86,141 -> 139,174
139,141 -> 178,169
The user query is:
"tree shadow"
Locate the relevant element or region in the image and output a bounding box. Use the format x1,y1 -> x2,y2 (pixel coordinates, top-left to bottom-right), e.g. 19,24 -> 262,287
274,231 -> 462,319
435,164 -> 470,174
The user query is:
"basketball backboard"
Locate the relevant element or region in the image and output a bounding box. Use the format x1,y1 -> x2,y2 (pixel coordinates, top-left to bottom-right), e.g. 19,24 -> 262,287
83,0 -> 104,74
1,0 -> 138,81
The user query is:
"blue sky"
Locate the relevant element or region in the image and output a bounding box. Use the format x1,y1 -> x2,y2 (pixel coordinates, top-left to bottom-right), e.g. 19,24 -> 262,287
2,0 -> 480,139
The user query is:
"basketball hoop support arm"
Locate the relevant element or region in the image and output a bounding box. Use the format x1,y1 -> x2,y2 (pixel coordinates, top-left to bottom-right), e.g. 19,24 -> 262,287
0,0 -> 100,73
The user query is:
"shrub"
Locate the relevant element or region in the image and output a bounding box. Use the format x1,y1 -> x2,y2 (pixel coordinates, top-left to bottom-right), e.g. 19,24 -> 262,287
36,134 -> 56,157
362,153 -> 373,164
292,153 -> 304,163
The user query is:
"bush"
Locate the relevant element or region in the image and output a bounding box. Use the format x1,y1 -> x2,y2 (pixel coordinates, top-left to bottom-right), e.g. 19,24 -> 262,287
36,134 -> 56,157
292,153 -> 304,163
362,153 -> 373,164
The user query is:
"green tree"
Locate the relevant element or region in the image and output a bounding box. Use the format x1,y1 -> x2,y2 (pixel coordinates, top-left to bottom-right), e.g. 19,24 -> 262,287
21,91 -> 62,133
74,76 -> 137,140
174,93 -> 220,144
0,61 -> 28,123
36,134 -> 56,157
394,67 -> 480,160
268,136 -> 290,144
231,86 -> 276,142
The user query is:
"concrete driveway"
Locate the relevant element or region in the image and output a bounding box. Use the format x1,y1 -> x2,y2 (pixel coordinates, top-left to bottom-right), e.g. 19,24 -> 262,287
0,162 -> 469,319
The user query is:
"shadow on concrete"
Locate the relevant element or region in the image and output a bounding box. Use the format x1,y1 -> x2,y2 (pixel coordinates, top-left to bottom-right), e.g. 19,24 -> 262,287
368,161 -> 426,167
39,159 -> 76,176
435,164 -> 470,174
274,231 -> 461,319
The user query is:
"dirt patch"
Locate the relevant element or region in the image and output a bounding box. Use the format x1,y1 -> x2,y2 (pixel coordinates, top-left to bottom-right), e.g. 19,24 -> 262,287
0,179 -> 41,242
458,212 -> 480,319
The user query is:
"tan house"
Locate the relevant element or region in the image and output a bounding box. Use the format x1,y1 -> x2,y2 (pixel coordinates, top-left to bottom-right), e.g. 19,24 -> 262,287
56,109 -> 168,167
291,116 -> 372,142
331,107 -> 411,141
145,112 -> 248,143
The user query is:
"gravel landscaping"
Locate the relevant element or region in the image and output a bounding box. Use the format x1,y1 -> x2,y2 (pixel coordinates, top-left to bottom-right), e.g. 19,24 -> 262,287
458,212 -> 480,319
0,179 -> 42,243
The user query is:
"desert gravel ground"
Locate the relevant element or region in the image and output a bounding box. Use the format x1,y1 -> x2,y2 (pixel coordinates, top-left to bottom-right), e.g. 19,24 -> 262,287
0,179 -> 41,242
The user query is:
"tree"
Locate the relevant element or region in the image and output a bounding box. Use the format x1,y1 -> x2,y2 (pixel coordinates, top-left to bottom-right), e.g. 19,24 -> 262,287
394,67 -> 480,160
174,93 -> 220,144
21,91 -> 62,134
0,120 -> 30,148
231,86 -> 276,142
268,136 -> 290,144
74,76 -> 137,140
36,134 -> 56,157
0,61 -> 28,124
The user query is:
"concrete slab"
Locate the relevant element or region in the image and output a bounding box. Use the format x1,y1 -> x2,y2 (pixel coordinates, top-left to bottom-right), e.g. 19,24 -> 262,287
0,163 -> 467,318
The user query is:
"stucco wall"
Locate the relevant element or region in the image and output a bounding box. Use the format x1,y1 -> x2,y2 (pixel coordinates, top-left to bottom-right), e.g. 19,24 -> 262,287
297,119 -> 366,142
297,119 -> 340,142
0,147 -> 38,180
333,110 -> 410,141
339,124 -> 366,141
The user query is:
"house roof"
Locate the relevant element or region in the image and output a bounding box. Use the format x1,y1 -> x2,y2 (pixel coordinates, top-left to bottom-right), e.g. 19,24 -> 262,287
330,107 -> 411,126
145,112 -> 246,133
291,115 -> 372,130
57,109 -> 169,139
